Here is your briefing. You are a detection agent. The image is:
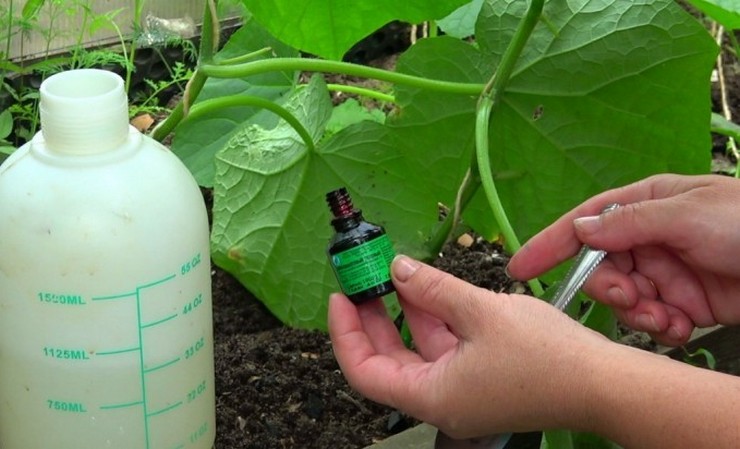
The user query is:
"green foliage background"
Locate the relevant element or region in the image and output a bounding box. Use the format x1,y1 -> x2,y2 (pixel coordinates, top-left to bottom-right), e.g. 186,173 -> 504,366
171,0 -> 717,330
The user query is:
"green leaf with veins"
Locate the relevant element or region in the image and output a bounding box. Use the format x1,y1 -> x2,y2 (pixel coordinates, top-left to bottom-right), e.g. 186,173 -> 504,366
211,76 -> 425,328
170,19 -> 298,187
239,0 -> 471,60
476,0 -> 715,253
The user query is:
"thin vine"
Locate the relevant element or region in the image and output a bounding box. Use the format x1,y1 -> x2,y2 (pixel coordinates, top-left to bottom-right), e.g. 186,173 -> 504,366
184,95 -> 316,152
474,0 -> 545,298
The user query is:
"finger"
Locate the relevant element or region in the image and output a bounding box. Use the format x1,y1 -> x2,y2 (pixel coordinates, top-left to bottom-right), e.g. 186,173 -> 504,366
572,200 -> 694,253
328,294 -> 418,366
630,246 -> 716,327
613,299 -> 670,335
328,292 -> 382,372
507,174 -> 705,279
327,293 -> 428,406
631,271 -> 659,300
650,305 -> 695,346
582,261 -> 639,308
391,255 -> 488,342
582,254 -> 656,309
398,294 -> 459,361
355,297 -> 421,363
506,183 -> 651,279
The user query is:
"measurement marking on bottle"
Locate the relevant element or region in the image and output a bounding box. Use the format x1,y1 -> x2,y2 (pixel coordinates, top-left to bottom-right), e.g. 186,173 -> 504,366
189,422 -> 209,444
140,274 -> 177,289
182,293 -> 203,315
97,346 -> 141,356
92,274 -> 176,301
141,313 -> 178,329
184,336 -> 205,360
70,260 -> 206,449
186,380 -> 207,403
43,347 -> 90,360
100,400 -> 144,410
92,291 -> 136,301
47,399 -> 87,413
135,280 -> 152,449
144,357 -> 181,374
38,292 -> 86,305
147,401 -> 183,418
180,253 -> 202,275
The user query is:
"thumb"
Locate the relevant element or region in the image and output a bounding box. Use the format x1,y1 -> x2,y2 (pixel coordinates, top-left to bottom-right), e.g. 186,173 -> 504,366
574,201 -> 683,251
391,255 -> 483,333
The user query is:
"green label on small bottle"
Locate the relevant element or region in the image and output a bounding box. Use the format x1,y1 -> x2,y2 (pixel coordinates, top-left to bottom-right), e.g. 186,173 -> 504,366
330,235 -> 395,295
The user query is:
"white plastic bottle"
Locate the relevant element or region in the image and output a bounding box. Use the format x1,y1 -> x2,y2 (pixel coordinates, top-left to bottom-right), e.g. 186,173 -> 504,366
0,69 -> 216,449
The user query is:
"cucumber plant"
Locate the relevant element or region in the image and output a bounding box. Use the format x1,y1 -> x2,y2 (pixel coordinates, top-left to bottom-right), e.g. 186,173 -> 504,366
155,0 -> 717,335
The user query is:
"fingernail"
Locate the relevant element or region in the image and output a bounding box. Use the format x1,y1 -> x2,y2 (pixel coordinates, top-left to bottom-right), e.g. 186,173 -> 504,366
607,287 -> 630,307
504,264 -> 512,278
392,255 -> 421,282
573,215 -> 601,235
667,326 -> 683,341
635,314 -> 660,332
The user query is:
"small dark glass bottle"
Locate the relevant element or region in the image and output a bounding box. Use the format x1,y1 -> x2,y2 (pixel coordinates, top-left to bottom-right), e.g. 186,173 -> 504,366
325,187 -> 396,304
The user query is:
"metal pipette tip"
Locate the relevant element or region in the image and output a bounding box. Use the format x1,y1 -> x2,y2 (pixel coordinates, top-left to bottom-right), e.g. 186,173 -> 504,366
551,203 -> 620,312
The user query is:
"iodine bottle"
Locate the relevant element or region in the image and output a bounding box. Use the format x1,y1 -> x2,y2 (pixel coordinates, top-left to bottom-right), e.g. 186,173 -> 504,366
0,69 -> 215,449
326,187 -> 396,303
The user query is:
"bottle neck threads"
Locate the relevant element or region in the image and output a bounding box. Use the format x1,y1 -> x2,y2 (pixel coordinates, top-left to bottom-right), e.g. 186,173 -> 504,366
39,69 -> 130,155
326,188 -> 362,231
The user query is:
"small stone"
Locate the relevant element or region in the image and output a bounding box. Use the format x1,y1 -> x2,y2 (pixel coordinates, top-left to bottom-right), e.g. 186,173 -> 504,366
456,233 -> 474,248
130,114 -> 154,132
236,415 -> 247,431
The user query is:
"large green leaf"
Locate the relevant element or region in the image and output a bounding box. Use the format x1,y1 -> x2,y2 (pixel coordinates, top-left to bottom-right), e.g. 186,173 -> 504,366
480,0 -> 716,248
390,0 -> 715,250
239,0 -> 471,60
211,76 -> 438,328
171,19 -> 298,186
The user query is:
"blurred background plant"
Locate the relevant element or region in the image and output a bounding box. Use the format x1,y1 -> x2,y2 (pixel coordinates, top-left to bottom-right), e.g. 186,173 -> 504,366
0,0 -> 209,156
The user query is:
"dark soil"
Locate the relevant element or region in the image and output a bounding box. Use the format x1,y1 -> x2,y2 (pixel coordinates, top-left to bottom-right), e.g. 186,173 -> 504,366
211,18 -> 740,449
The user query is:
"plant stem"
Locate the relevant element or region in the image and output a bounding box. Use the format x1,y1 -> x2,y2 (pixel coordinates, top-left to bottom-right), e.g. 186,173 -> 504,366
217,47 -> 273,65
125,0 -> 146,94
728,31 -> 739,59
185,95 -> 315,152
150,69 -> 207,141
201,58 -> 484,95
427,169 -> 481,253
199,0 -> 219,63
152,58 -> 482,142
474,0 -> 545,298
476,3 -> 571,447
325,83 -> 395,104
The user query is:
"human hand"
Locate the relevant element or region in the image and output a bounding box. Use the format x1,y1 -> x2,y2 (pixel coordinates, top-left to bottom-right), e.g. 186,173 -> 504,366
328,255 -> 610,438
507,174 -> 740,346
